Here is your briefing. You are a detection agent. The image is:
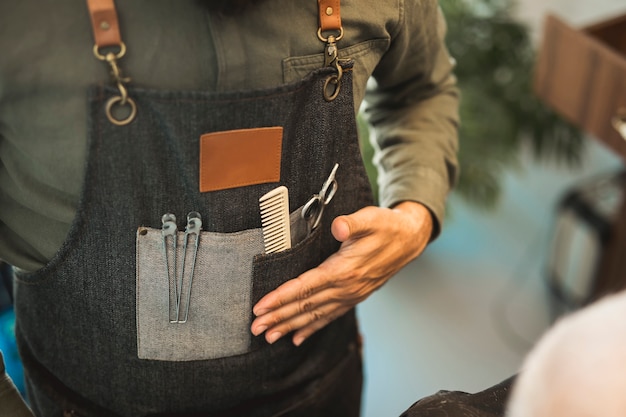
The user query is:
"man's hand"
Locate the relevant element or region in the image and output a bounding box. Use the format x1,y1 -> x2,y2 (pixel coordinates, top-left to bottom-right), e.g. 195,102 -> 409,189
250,201 -> 434,346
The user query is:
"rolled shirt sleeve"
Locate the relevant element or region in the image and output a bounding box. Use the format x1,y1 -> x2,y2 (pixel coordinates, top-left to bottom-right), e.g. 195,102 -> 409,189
362,1 -> 460,239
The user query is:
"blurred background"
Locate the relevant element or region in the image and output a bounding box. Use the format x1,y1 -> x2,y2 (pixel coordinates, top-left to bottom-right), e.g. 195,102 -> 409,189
359,0 -> 626,416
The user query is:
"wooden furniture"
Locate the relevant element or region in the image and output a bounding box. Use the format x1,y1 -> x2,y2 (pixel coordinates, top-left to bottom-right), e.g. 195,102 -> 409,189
535,13 -> 626,302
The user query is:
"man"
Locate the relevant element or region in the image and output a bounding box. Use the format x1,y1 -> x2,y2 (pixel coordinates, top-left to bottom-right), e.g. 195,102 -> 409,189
0,0 -> 458,415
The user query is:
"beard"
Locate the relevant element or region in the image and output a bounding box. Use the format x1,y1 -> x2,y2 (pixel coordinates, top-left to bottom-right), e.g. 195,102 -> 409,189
197,0 -> 266,15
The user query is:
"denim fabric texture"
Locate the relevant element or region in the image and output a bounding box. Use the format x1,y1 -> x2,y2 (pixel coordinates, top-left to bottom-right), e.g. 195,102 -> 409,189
136,226 -> 264,361
14,65 -> 373,417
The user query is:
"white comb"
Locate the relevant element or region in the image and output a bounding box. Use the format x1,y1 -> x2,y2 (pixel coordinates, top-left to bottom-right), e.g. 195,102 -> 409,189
259,186 -> 292,254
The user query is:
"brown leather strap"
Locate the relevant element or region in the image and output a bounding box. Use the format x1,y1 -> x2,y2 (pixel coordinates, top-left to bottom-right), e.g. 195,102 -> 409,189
86,0 -> 122,48
318,0 -> 341,32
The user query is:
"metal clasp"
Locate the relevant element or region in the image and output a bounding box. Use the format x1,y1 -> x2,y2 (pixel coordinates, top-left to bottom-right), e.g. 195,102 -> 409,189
318,28 -> 344,102
93,42 -> 136,126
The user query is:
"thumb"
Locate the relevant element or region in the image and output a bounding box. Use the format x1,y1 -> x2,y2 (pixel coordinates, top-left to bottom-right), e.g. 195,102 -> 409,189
331,207 -> 375,242
331,215 -> 352,242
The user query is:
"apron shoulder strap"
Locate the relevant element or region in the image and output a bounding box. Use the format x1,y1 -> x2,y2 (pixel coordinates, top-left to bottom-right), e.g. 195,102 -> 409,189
318,0 -> 341,33
86,0 -> 122,49
317,0 -> 344,101
85,0 -> 136,126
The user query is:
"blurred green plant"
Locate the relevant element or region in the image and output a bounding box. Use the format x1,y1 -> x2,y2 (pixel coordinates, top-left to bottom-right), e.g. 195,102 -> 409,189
359,0 -> 584,209
443,0 -> 584,208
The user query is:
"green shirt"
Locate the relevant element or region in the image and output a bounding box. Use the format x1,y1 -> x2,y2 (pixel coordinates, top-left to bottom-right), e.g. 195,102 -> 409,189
0,0 -> 459,272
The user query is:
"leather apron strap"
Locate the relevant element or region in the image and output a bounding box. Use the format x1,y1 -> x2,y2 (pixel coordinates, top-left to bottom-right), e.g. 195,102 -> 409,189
317,0 -> 344,101
317,0 -> 341,33
85,0 -> 136,126
86,0 -> 122,48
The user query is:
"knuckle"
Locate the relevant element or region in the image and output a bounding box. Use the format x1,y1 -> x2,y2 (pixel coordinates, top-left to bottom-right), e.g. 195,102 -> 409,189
297,283 -> 315,299
316,266 -> 337,285
298,300 -> 314,314
267,314 -> 283,327
309,309 -> 325,323
281,322 -> 295,333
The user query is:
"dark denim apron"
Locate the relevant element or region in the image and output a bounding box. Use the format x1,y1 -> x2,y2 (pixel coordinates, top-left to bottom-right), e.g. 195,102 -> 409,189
13,61 -> 373,417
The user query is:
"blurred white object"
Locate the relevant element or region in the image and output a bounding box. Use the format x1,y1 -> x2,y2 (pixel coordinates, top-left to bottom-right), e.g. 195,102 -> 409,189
507,289 -> 626,417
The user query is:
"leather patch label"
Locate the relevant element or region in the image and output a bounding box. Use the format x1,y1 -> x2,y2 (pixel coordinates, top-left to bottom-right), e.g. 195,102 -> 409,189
199,127 -> 283,192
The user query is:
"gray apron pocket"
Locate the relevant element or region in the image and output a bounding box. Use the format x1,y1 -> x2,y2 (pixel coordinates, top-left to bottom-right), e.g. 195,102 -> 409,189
136,226 -> 264,361
135,207 -> 314,361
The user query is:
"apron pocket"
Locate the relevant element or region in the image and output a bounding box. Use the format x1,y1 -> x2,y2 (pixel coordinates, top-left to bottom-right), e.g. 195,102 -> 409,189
249,226 -> 323,351
136,226 -> 265,362
135,207 -> 315,361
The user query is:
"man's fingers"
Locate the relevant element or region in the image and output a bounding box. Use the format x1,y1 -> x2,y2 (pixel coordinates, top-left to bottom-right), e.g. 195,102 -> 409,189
259,299 -> 343,345
251,286 -> 337,336
255,300 -> 352,346
291,305 -> 353,346
252,268 -> 332,316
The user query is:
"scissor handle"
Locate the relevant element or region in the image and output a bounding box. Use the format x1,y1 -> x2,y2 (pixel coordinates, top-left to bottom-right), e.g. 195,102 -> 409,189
302,195 -> 322,222
319,163 -> 339,202
320,179 -> 337,204
301,163 -> 339,230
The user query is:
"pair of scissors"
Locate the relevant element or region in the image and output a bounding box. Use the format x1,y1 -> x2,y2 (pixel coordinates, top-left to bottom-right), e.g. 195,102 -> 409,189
301,163 -> 339,231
